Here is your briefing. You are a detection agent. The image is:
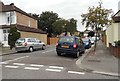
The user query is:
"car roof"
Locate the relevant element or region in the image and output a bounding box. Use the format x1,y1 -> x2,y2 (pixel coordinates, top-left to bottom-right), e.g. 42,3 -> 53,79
59,36 -> 78,38
18,38 -> 38,40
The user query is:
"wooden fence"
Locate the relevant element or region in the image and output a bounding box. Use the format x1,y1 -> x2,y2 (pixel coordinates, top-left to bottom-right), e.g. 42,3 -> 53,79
109,43 -> 120,58
101,35 -> 107,45
47,37 -> 59,45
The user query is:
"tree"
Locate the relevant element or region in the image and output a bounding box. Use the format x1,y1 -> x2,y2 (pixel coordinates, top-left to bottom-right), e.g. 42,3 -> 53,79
88,31 -> 95,37
52,19 -> 66,35
8,26 -> 20,50
81,1 -> 113,51
52,18 -> 77,36
38,11 -> 59,37
65,18 -> 77,34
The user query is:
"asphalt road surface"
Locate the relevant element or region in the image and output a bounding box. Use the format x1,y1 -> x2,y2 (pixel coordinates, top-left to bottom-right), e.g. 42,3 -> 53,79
0,46 -> 118,79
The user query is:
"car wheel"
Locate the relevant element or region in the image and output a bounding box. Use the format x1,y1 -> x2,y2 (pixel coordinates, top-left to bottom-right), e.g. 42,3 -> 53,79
29,47 -> 33,52
17,51 -> 21,53
57,52 -> 61,56
74,51 -> 79,58
82,50 -> 85,54
42,45 -> 46,50
80,50 -> 85,55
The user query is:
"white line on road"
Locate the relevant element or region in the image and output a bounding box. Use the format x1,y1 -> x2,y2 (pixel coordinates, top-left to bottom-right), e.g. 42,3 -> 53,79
42,49 -> 55,54
13,63 -> 25,66
24,67 -> 40,70
30,64 -> 44,67
5,65 -> 19,68
0,62 -> 8,64
49,66 -> 64,69
68,71 -> 85,75
92,71 -> 119,76
45,69 -> 61,72
4,56 -> 29,63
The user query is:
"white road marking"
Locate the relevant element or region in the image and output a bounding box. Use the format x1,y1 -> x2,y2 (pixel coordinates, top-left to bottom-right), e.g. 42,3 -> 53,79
4,56 -> 29,63
13,63 -> 25,66
24,67 -> 39,70
92,71 -> 119,76
42,49 -> 55,54
30,64 -> 44,67
49,66 -> 64,69
68,71 -> 85,75
0,62 -> 7,64
45,69 -> 61,72
5,65 -> 19,68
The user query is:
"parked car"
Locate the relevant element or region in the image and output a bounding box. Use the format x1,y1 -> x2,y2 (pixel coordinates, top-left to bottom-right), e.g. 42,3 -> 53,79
56,36 -> 85,58
15,38 -> 46,52
89,37 -> 95,45
82,38 -> 91,49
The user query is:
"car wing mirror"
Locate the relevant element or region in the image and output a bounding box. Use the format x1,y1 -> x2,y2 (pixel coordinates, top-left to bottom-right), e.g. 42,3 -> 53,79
39,41 -> 42,43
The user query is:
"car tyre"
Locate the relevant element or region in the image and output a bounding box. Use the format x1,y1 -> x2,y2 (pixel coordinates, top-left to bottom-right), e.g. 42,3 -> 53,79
74,51 -> 79,58
82,50 -> 85,54
29,47 -> 33,52
17,51 -> 21,53
57,52 -> 61,56
42,45 -> 46,50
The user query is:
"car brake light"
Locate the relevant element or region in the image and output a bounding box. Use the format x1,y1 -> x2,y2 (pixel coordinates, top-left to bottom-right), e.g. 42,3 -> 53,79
56,43 -> 58,47
24,42 -> 27,46
73,44 -> 77,48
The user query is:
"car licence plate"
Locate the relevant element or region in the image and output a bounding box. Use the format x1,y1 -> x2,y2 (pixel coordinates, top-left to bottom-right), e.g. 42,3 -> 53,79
61,45 -> 69,48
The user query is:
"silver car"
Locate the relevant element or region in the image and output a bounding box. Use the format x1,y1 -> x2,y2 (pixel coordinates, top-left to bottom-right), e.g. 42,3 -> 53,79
15,38 -> 46,52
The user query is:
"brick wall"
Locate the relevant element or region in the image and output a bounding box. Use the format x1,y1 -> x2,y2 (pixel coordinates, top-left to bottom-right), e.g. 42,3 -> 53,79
20,31 -> 47,44
16,12 -> 37,28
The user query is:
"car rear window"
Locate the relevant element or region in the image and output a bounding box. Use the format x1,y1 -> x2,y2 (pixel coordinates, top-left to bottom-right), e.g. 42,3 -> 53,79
59,37 -> 74,43
82,38 -> 89,42
16,39 -> 25,43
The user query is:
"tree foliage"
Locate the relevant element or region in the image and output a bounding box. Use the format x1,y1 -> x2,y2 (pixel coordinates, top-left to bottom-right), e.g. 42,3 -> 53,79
52,19 -> 66,35
52,18 -> 77,36
65,18 -> 77,34
38,11 -> 59,37
81,1 -> 113,31
8,26 -> 20,50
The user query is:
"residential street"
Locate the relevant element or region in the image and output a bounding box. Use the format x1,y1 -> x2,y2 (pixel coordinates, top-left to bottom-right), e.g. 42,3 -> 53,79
0,0 -> 120,80
0,45 -> 118,79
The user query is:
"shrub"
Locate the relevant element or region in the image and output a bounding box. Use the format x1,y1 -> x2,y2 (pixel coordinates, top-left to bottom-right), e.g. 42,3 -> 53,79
8,26 -> 20,50
114,40 -> 120,47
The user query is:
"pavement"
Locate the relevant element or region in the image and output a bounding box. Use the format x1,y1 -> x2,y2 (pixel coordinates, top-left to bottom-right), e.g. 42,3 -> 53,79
76,41 -> 120,77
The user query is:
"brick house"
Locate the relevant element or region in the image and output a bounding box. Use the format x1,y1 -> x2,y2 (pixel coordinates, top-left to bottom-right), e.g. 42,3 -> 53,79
0,2 -> 47,47
106,10 -> 120,47
105,10 -> 120,58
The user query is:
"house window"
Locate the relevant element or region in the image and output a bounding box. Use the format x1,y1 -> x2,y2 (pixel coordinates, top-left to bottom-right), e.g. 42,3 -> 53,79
7,17 -> 10,23
4,34 -> 7,41
28,20 -> 31,27
3,29 -> 10,33
7,29 -> 10,33
3,30 -> 7,33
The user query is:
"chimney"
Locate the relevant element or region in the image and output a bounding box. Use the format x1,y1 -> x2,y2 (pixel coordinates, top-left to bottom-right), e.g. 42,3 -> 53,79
10,3 -> 14,6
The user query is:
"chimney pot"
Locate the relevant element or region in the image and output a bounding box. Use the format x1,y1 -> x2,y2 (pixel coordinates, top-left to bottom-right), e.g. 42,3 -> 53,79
10,3 -> 14,6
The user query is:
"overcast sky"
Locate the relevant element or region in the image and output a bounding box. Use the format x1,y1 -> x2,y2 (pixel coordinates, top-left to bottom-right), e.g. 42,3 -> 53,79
1,0 -> 120,31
